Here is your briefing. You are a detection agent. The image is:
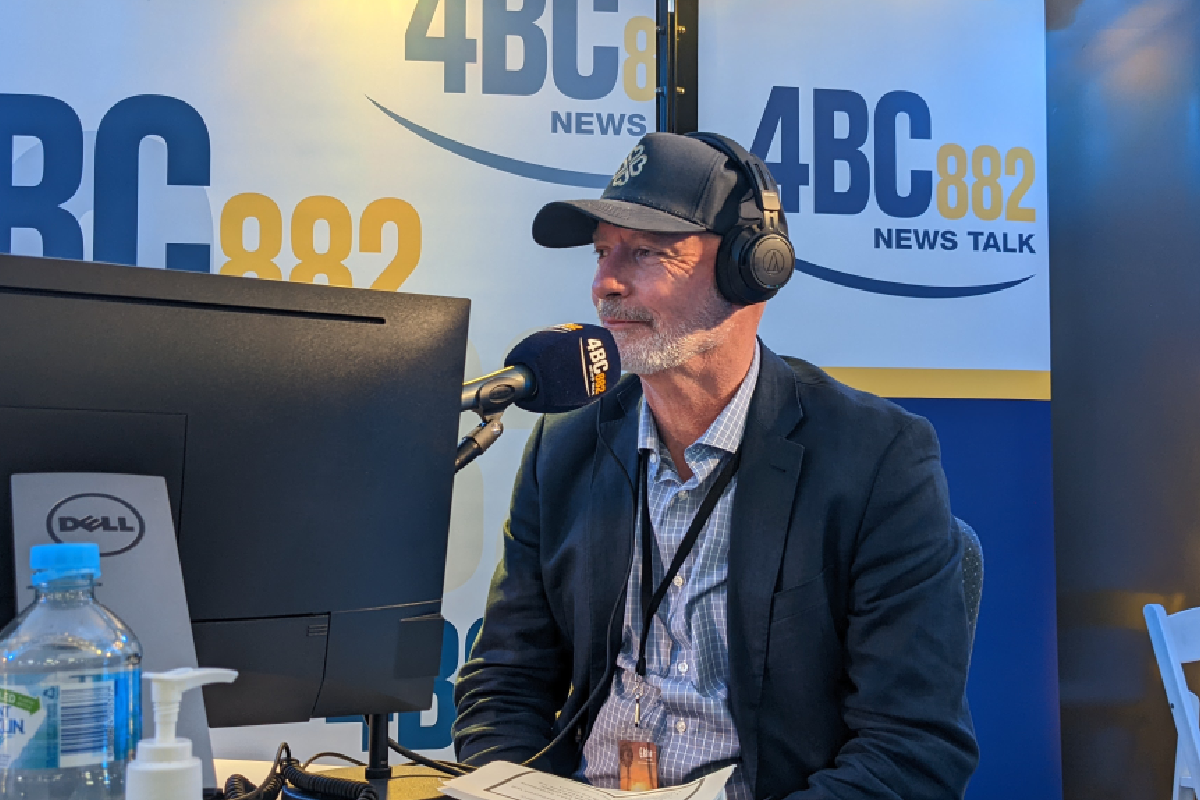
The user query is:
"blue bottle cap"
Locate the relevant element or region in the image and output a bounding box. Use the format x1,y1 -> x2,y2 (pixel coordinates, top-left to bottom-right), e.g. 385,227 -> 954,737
30,542 -> 101,582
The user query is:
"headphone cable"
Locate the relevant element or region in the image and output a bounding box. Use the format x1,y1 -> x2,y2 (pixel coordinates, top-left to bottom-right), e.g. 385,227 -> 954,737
520,417 -> 638,769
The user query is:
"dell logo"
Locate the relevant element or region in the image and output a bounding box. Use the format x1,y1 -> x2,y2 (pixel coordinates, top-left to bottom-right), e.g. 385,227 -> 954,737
58,515 -> 137,534
46,493 -> 146,556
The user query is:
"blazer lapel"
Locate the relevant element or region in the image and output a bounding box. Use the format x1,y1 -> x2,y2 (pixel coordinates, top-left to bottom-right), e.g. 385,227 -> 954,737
587,376 -> 642,692
728,346 -> 805,793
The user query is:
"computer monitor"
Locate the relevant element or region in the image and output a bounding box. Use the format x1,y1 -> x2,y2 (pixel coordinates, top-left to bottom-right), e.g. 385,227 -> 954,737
0,252 -> 469,728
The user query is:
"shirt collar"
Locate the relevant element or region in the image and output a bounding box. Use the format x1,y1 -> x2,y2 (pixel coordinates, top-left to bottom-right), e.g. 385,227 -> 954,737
637,341 -> 761,461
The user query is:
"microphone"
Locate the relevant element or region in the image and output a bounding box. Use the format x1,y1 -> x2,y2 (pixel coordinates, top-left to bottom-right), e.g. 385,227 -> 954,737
460,323 -> 620,415
456,324 -> 620,472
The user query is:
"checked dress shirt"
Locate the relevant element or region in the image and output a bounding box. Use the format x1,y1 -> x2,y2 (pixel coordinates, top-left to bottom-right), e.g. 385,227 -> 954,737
576,343 -> 761,800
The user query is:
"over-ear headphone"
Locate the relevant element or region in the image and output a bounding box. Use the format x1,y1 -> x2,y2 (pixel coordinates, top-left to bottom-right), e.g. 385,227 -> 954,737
686,132 -> 796,305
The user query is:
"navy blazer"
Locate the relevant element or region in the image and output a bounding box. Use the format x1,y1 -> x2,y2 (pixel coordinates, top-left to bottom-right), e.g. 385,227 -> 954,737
453,346 -> 978,799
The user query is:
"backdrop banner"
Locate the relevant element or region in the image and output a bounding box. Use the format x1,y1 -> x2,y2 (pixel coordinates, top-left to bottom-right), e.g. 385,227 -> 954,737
1,1 -> 1059,797
698,0 -> 1050,378
698,3 -> 1058,799
1,0 -> 654,765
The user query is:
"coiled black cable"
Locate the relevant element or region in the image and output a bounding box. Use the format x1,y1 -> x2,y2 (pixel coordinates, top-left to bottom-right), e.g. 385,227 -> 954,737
221,742 -> 378,800
281,760 -> 378,800
224,773 -> 281,800
223,743 -> 291,800
518,418 -> 637,770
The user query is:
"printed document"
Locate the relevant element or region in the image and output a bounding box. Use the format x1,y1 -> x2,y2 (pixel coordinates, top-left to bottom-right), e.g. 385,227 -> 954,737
440,761 -> 734,800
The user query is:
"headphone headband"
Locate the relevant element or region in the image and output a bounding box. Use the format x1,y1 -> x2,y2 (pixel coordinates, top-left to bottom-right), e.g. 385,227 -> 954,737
685,132 -> 783,221
684,131 -> 795,306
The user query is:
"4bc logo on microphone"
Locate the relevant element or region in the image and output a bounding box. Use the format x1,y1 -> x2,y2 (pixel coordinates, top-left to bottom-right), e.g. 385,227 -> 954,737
585,338 -> 611,395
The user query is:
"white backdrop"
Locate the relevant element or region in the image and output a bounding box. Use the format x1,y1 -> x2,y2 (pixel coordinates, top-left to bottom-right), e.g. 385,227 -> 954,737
699,0 -> 1050,372
0,0 -> 1050,768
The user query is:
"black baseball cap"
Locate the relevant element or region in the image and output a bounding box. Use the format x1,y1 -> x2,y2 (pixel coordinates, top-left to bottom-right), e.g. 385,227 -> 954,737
533,132 -> 753,248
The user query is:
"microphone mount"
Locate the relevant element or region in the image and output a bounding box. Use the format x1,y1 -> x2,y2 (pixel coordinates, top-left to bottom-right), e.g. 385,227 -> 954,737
455,408 -> 504,473
461,366 -> 535,415
456,366 -> 536,472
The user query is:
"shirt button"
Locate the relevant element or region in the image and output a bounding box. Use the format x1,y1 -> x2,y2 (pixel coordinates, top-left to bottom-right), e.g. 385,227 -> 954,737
678,662 -> 689,674
672,575 -> 684,588
675,720 -> 687,734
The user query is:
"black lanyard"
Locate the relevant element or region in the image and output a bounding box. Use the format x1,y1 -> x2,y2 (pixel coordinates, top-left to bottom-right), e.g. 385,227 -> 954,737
634,447 -> 742,680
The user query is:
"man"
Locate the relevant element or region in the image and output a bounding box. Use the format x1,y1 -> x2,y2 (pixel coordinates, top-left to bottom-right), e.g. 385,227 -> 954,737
452,132 -> 978,800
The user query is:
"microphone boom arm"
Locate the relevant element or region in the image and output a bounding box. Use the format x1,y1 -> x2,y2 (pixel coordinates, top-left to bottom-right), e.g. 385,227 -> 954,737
455,410 -> 505,473
456,366 -> 533,473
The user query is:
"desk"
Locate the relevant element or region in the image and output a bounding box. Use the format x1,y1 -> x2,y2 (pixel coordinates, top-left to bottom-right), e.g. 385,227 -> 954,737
280,764 -> 449,800
215,759 -> 450,800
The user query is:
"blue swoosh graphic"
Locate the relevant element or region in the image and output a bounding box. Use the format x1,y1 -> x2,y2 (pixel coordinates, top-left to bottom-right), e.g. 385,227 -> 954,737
795,259 -> 1033,298
369,97 -> 610,189
369,98 -> 1032,300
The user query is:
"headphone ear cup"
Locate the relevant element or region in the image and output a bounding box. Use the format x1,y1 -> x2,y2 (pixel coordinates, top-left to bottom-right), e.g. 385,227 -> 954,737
743,232 -> 795,301
714,231 -> 747,305
716,227 -> 795,305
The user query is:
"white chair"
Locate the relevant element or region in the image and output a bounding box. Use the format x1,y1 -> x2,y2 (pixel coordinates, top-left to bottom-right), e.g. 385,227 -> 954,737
1144,603 -> 1200,800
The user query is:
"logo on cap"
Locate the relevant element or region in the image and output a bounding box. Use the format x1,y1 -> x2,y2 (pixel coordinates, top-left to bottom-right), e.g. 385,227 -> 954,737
611,144 -> 647,187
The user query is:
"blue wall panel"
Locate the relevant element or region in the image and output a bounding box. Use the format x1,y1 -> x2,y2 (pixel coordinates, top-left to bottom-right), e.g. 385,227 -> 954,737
896,398 -> 1060,800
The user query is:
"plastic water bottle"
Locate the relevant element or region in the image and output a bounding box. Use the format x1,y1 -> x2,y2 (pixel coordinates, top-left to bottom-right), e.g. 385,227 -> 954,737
0,543 -> 142,799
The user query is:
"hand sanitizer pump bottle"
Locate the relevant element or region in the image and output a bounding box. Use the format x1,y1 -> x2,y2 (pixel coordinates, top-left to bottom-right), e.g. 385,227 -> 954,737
0,543 -> 143,799
124,668 -> 237,800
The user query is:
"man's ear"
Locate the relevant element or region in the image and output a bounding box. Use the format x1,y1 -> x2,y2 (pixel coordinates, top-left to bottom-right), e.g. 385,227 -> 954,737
696,232 -> 724,284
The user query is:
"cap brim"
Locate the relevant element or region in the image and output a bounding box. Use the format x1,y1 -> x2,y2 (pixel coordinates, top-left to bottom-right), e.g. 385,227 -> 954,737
532,199 -> 709,248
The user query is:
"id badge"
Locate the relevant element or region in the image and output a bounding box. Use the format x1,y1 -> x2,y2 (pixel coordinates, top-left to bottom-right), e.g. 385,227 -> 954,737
618,740 -> 659,791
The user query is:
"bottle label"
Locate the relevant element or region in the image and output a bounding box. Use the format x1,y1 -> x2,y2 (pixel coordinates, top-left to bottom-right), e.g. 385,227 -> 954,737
0,668 -> 140,770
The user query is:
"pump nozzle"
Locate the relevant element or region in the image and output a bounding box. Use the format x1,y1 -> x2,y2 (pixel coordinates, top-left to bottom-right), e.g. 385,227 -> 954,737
146,668 -> 237,743
126,668 -> 238,800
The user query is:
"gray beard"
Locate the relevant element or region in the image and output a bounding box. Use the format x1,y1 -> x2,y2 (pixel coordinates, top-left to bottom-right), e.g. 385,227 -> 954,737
596,290 -> 736,375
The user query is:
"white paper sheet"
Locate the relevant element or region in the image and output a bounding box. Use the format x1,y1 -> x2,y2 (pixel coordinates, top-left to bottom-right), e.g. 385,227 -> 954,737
441,762 -> 734,800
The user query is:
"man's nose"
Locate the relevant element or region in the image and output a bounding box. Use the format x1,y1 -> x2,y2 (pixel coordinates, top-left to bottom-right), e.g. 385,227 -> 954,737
592,248 -> 630,302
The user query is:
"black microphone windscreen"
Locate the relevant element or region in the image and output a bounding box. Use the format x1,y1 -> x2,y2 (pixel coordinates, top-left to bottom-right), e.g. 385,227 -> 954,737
503,324 -> 621,413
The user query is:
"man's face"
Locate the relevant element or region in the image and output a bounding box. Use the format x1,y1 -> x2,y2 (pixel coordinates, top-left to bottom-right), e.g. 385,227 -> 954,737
591,221 -> 734,375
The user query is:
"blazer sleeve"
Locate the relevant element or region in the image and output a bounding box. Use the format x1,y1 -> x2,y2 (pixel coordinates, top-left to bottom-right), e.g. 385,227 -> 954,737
794,416 -> 980,800
452,416 -> 574,766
